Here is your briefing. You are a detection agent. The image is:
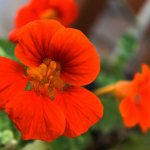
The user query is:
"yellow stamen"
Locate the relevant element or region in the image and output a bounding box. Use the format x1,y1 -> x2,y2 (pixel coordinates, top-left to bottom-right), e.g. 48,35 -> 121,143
27,59 -> 65,98
40,9 -> 58,20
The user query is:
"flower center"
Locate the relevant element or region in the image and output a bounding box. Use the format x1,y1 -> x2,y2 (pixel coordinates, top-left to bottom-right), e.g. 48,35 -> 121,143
40,9 -> 58,20
135,94 -> 141,105
27,59 -> 65,99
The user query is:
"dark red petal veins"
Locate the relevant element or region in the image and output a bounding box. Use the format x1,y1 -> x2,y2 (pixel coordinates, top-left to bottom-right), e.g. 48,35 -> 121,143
55,87 -> 103,137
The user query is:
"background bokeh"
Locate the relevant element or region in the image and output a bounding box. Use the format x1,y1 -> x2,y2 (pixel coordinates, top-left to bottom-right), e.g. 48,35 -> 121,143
0,0 -> 150,150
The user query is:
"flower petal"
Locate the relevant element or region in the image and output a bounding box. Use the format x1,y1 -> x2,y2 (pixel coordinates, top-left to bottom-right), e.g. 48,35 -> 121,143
133,64 -> 150,87
0,57 -> 27,109
119,98 -> 139,127
48,0 -> 78,26
49,28 -> 100,86
30,0 -> 49,12
15,20 -> 64,67
15,4 -> 37,29
9,4 -> 37,43
55,87 -> 103,137
139,107 -> 150,132
30,0 -> 78,26
5,91 -> 66,142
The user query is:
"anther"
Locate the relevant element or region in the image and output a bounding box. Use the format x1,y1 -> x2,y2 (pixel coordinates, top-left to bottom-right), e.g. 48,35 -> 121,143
27,59 -> 65,99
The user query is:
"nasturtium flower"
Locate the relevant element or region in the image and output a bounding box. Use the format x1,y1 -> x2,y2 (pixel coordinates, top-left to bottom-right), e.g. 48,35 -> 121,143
119,65 -> 150,132
9,0 -> 78,42
0,20 -> 103,142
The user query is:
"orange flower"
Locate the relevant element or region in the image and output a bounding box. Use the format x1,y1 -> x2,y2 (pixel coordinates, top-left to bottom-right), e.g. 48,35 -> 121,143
0,20 -> 103,142
9,0 -> 78,42
119,65 -> 150,132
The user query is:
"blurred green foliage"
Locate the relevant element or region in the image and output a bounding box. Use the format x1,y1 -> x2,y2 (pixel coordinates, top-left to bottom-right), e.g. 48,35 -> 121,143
0,34 -> 149,150
0,39 -> 16,60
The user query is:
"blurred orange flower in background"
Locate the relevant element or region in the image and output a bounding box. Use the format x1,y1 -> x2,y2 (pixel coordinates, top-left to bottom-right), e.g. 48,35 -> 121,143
0,20 -> 103,142
9,0 -> 78,42
119,65 -> 150,132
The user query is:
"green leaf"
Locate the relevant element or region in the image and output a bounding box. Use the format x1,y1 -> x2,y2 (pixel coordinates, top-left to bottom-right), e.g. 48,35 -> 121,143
95,95 -> 122,132
0,39 -> 16,60
21,141 -> 51,150
0,130 -> 14,145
